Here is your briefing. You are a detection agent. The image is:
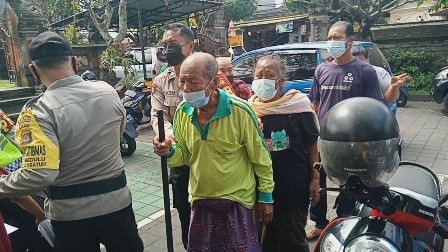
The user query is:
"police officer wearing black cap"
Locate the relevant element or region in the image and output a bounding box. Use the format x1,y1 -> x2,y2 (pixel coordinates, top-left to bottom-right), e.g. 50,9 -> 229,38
0,31 -> 143,251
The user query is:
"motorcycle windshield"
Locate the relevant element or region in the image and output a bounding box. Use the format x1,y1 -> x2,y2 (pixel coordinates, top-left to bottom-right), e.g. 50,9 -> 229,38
318,138 -> 401,187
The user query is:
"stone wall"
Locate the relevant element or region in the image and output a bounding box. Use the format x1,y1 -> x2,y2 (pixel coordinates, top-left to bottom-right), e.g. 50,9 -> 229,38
376,40 -> 448,67
372,20 -> 448,67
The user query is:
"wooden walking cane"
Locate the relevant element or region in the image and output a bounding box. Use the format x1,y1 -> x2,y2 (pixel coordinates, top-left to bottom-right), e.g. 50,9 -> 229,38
157,110 -> 174,252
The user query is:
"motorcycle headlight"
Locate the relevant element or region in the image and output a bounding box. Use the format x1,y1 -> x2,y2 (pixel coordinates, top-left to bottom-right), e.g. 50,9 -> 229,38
345,236 -> 399,252
320,233 -> 343,252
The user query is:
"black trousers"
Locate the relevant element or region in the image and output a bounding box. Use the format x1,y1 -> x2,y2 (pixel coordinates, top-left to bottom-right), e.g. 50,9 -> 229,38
309,168 -> 329,229
0,198 -> 54,252
51,204 -> 143,252
170,165 -> 191,250
263,208 -> 309,252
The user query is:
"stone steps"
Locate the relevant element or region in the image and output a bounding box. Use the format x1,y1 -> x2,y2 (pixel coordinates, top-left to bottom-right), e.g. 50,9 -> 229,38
0,87 -> 38,120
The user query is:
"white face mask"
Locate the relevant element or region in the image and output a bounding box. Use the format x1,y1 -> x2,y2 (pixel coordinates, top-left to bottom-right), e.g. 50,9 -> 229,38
181,77 -> 214,108
252,78 -> 280,101
327,38 -> 349,59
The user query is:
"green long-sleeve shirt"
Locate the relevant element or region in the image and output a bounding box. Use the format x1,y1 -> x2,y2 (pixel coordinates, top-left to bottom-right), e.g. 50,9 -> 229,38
168,89 -> 274,209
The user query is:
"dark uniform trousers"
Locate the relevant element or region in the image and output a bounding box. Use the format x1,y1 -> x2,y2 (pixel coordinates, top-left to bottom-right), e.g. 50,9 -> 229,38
170,165 -> 191,249
51,204 -> 143,252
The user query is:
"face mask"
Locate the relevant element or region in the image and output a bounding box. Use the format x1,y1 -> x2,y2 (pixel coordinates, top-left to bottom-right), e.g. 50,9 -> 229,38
165,45 -> 185,66
252,78 -> 280,101
182,77 -> 214,108
327,38 -> 349,59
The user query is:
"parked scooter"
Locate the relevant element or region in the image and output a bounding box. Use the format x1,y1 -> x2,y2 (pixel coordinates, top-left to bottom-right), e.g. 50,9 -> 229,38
119,79 -> 151,156
80,70 -> 98,81
397,85 -> 409,108
315,161 -> 448,252
431,66 -> 448,111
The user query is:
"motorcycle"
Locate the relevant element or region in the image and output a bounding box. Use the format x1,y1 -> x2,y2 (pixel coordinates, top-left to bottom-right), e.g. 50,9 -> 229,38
431,66 -> 448,111
396,85 -> 409,108
118,80 -> 151,156
315,161 -> 448,252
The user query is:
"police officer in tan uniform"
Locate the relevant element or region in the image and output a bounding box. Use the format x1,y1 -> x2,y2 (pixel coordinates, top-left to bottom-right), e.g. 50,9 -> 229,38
151,23 -> 195,249
0,31 -> 143,251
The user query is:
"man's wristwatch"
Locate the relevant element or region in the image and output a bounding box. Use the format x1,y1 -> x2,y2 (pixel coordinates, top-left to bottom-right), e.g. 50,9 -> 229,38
312,162 -> 321,171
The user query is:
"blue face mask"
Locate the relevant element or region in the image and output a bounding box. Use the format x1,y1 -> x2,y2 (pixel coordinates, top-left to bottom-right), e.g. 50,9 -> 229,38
327,38 -> 349,59
252,78 -> 280,101
182,77 -> 214,108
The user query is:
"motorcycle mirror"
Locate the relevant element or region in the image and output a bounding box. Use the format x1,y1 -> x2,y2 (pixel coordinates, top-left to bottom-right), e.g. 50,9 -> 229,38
439,193 -> 448,207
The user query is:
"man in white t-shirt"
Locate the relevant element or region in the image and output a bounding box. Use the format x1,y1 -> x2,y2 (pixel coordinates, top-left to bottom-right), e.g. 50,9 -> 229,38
351,45 -> 410,114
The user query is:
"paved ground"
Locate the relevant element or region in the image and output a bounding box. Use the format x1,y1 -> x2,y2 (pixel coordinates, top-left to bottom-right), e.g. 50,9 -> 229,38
122,101 -> 448,251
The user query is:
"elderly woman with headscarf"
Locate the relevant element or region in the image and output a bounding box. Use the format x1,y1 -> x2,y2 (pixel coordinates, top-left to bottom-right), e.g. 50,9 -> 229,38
249,54 -> 320,252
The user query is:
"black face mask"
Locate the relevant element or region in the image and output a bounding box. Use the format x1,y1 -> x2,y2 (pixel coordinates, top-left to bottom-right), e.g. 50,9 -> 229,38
226,75 -> 235,85
165,45 -> 185,66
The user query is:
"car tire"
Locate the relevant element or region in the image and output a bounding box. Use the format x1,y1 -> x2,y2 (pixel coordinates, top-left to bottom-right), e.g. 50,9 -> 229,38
397,90 -> 408,108
121,133 -> 136,156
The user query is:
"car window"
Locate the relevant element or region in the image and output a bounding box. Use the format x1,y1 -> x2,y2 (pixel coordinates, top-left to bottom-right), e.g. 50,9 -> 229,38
366,46 -> 392,74
280,52 -> 318,80
233,56 -> 256,79
233,47 -> 246,56
233,50 -> 318,82
320,49 -> 332,62
258,51 -> 318,80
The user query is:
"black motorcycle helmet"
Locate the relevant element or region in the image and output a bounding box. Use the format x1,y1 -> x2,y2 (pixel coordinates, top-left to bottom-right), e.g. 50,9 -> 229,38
318,97 -> 401,188
81,70 -> 97,81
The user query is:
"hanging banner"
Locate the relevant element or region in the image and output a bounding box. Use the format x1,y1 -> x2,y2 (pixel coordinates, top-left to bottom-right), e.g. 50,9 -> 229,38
276,22 -> 293,33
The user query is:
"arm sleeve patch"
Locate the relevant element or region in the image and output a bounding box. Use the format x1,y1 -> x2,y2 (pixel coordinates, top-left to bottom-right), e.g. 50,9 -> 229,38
15,108 -> 60,170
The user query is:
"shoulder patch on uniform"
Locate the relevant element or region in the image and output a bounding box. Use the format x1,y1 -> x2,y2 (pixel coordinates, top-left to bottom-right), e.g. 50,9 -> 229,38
15,107 -> 60,170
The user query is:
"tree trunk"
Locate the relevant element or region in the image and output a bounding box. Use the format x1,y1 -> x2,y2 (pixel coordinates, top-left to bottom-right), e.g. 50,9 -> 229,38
112,0 -> 128,45
4,4 -> 28,86
225,19 -> 230,48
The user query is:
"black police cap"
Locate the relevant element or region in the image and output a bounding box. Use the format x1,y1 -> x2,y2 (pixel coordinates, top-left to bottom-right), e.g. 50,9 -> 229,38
29,31 -> 73,61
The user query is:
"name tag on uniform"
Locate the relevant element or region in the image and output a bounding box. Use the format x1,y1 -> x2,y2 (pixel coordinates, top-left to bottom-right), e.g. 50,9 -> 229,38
164,90 -> 176,96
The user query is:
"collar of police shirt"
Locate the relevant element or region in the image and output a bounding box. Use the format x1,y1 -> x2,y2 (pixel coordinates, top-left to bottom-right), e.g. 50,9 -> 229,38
167,66 -> 178,80
45,75 -> 84,91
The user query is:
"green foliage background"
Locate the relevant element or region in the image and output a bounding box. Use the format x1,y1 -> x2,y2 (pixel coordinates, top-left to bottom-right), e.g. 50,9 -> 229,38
222,0 -> 257,22
384,48 -> 435,92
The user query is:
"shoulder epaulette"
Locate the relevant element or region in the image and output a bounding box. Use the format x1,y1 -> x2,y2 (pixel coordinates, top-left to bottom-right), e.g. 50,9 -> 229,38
21,93 -> 44,111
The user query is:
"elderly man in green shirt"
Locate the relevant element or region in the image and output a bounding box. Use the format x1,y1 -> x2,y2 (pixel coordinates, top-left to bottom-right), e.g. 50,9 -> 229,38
154,52 -> 274,251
